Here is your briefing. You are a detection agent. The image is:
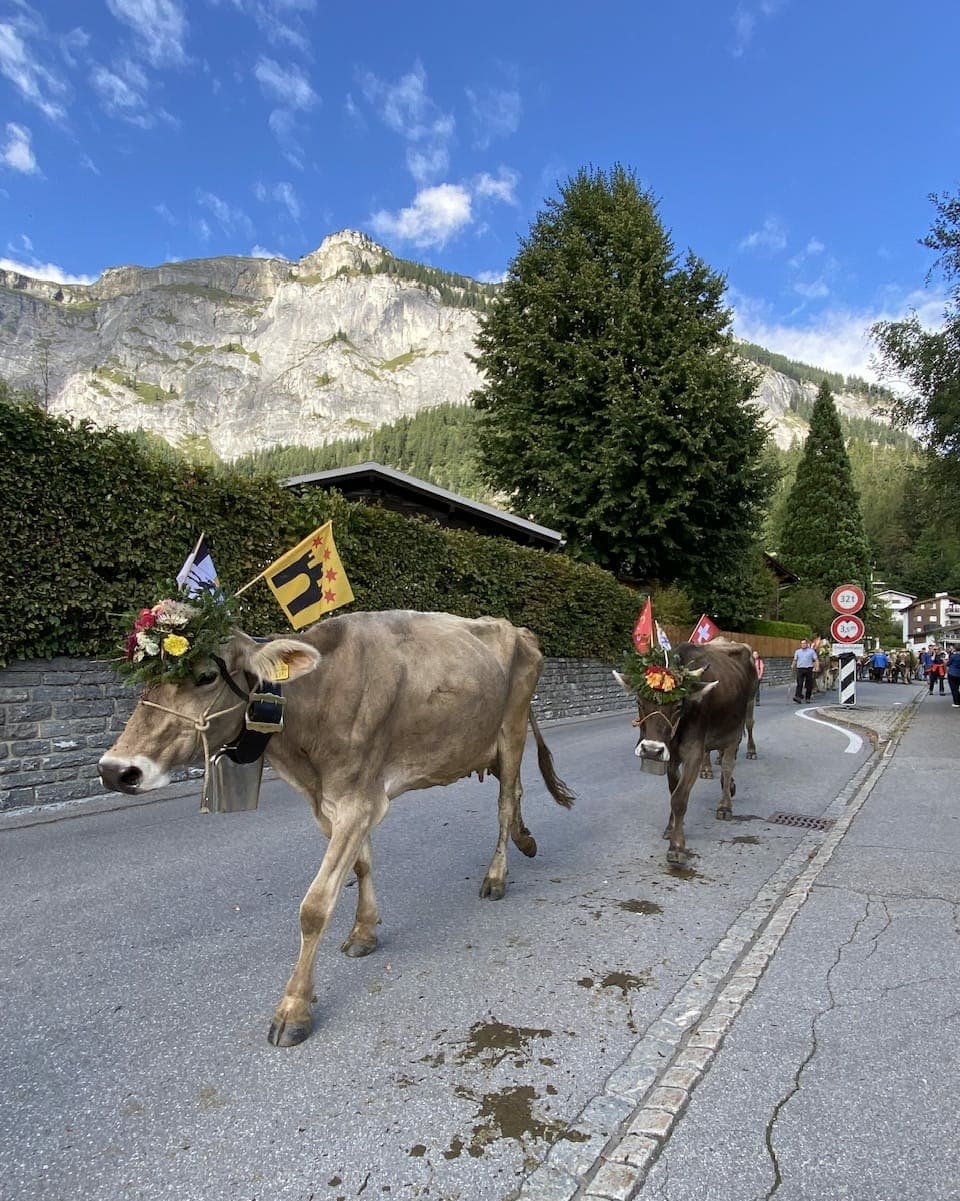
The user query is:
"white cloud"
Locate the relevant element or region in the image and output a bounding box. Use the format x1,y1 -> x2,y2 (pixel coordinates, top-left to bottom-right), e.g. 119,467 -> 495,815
250,244 -> 289,260
738,215 -> 788,255
371,184 -> 472,250
273,181 -> 300,220
105,0 -> 188,68
0,256 -> 96,284
474,168 -> 519,205
90,58 -> 157,125
731,0 -> 785,56
466,85 -> 521,149
2,123 -> 39,174
477,269 -> 507,284
196,189 -> 254,237
154,202 -> 176,223
731,286 -> 948,383
0,18 -> 68,120
360,61 -> 455,185
254,57 -> 317,109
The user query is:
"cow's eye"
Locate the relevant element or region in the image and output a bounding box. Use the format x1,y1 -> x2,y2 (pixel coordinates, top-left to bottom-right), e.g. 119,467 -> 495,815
193,670 -> 218,687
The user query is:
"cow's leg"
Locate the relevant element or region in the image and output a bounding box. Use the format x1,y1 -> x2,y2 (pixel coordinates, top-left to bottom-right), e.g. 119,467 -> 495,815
510,784 -> 538,859
700,751 -> 714,780
666,753 -> 702,865
341,835 -> 379,958
313,812 -> 380,959
269,814 -> 379,1048
481,774 -> 519,899
716,744 -> 738,821
744,700 -> 757,760
663,761 -> 680,841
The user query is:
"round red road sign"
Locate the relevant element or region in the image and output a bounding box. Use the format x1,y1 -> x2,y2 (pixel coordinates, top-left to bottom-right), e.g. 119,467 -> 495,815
831,614 -> 865,642
830,584 -> 866,613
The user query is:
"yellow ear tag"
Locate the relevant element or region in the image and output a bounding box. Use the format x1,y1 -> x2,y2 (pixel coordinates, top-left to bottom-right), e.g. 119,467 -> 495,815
271,662 -> 290,682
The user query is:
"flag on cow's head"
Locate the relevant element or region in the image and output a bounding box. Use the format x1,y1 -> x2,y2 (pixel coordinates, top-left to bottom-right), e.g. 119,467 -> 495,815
261,521 -> 354,630
656,621 -> 672,651
689,613 -> 720,645
176,534 -> 219,598
633,596 -> 654,653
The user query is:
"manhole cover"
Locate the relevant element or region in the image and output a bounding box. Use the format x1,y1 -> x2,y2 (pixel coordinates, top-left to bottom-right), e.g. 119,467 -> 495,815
768,811 -> 836,831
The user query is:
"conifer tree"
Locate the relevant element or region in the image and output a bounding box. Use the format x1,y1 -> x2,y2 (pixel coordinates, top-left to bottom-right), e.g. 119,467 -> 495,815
470,165 -> 774,594
776,381 -> 872,595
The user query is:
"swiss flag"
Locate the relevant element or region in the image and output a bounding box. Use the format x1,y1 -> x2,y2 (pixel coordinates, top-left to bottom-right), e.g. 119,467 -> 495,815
689,614 -> 720,645
633,596 -> 654,653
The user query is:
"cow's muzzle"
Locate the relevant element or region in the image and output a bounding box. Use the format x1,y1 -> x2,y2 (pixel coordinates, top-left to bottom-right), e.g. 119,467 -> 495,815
98,754 -> 167,794
635,739 -> 670,775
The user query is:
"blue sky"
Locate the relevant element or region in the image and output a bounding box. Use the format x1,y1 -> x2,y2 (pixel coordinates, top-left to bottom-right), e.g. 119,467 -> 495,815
1,0 -> 957,380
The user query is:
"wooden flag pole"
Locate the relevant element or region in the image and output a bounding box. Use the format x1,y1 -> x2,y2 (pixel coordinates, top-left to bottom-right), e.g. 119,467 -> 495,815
233,572 -> 265,597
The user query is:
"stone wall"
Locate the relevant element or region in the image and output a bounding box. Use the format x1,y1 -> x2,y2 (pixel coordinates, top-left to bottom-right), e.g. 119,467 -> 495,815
0,654 -> 635,815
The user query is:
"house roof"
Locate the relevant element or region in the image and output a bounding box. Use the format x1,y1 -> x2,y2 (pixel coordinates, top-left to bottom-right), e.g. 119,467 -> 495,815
282,462 -> 565,550
763,552 -> 799,585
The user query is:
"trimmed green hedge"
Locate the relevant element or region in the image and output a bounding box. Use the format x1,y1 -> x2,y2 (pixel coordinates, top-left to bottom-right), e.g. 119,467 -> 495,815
1,400 -> 640,666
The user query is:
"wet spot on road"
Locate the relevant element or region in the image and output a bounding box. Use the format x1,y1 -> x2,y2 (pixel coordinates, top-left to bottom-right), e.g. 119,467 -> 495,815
599,970 -> 649,998
447,1084 -> 573,1158
618,898 -> 663,915
408,1144 -> 427,1157
197,1085 -> 228,1110
455,1019 -> 552,1067
667,864 -> 698,881
732,834 -> 760,845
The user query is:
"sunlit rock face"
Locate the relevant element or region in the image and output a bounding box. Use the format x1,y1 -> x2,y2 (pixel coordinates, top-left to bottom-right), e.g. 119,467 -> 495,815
0,230 -> 881,461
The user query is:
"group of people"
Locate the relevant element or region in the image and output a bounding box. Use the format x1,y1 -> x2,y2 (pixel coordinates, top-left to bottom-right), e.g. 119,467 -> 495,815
919,644 -> 960,705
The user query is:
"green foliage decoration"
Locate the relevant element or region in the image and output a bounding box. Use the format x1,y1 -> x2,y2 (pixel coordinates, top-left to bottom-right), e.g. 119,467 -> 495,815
115,586 -> 239,685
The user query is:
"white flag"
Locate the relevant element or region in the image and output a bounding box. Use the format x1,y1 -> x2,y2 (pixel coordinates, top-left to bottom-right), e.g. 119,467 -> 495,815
176,534 -> 219,597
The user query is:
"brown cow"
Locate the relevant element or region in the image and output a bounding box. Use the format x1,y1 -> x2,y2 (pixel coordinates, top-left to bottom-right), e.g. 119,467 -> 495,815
99,610 -> 575,1047
614,638 -> 757,865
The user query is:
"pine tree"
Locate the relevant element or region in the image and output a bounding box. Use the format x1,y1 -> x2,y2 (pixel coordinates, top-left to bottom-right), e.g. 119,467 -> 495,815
470,165 -> 774,593
776,381 -> 872,595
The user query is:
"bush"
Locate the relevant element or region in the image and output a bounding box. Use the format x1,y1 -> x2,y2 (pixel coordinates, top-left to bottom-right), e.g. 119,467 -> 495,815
1,400 -> 641,666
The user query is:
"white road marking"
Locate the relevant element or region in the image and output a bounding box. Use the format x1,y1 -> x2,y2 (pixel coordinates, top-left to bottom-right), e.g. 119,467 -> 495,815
796,706 -> 863,753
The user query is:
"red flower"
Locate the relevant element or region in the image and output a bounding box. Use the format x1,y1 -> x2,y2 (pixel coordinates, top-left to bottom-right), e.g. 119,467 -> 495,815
124,632 -> 139,660
133,608 -> 156,632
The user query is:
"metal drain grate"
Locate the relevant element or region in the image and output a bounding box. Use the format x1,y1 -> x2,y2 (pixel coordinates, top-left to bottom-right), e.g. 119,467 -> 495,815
768,811 -> 836,831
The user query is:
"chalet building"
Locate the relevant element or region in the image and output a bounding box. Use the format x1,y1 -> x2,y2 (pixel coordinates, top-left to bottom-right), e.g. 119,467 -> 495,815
283,461 -> 564,550
874,587 -> 916,643
902,592 -> 960,647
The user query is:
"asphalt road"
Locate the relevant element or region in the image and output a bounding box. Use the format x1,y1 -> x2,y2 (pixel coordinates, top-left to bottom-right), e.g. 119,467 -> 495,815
0,683 -> 914,1201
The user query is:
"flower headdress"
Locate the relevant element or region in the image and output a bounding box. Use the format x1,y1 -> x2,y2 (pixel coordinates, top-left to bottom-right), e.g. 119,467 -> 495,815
618,646 -> 702,705
116,585 -> 238,685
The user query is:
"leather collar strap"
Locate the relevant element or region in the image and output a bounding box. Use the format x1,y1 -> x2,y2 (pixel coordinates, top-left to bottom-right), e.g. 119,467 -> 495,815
211,652 -> 285,765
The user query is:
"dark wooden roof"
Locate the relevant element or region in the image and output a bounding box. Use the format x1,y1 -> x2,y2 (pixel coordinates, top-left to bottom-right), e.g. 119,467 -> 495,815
283,462 -> 565,550
763,552 -> 800,585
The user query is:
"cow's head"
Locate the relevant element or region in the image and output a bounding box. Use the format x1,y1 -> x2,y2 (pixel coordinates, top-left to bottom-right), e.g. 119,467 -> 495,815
612,648 -> 717,769
99,608 -> 321,794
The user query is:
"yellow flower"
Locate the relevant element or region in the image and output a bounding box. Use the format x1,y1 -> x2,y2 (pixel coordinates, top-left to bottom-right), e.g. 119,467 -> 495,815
162,633 -> 190,657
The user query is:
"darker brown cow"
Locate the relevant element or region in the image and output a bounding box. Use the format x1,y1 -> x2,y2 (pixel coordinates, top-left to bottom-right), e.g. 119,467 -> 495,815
99,610 -> 575,1047
615,638 -> 757,864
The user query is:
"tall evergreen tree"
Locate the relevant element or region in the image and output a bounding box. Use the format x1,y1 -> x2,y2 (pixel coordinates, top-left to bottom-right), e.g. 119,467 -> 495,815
470,165 -> 774,597
776,381 -> 871,594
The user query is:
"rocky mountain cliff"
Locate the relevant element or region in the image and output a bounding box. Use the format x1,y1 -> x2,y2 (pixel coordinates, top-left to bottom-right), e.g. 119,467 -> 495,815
0,229 -> 881,459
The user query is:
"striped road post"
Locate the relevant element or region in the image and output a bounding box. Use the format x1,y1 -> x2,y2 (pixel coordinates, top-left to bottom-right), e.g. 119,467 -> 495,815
838,652 -> 857,705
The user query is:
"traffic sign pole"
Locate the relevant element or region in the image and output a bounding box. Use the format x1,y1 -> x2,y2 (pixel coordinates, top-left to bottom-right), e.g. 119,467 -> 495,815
830,583 -> 866,707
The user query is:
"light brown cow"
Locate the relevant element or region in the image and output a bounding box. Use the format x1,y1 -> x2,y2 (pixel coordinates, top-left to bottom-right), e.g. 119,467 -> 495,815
614,638 -> 757,865
99,610 -> 575,1047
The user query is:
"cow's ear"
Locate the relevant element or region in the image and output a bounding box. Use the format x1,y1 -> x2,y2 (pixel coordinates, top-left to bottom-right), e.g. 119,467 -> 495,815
249,638 -> 322,683
612,670 -> 632,694
686,679 -> 719,702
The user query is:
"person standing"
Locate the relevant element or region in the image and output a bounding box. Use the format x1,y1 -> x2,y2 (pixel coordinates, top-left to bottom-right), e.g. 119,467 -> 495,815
752,649 -> 765,704
919,645 -> 933,685
947,647 -> 960,707
792,638 -> 818,703
929,646 -> 947,695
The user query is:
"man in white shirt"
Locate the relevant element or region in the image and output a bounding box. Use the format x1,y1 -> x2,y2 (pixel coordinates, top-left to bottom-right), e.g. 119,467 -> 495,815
792,638 -> 819,703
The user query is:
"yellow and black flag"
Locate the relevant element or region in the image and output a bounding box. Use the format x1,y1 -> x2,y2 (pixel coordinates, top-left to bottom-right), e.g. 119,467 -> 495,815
261,521 -> 354,630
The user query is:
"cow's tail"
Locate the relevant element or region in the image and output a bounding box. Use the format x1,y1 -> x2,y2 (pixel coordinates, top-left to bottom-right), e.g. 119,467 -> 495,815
529,712 -> 575,808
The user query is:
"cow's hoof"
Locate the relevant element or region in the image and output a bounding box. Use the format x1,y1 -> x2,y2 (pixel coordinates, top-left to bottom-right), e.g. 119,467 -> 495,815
746,751 -> 757,760
716,807 -> 732,821
513,832 -> 538,858
341,933 -> 377,958
666,847 -> 687,865
479,876 -> 507,900
268,1016 -> 312,1047
700,769 -> 714,780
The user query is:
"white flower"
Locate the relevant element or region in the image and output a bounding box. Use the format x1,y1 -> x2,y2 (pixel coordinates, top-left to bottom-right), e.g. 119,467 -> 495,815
151,599 -> 196,629
136,632 -> 160,656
